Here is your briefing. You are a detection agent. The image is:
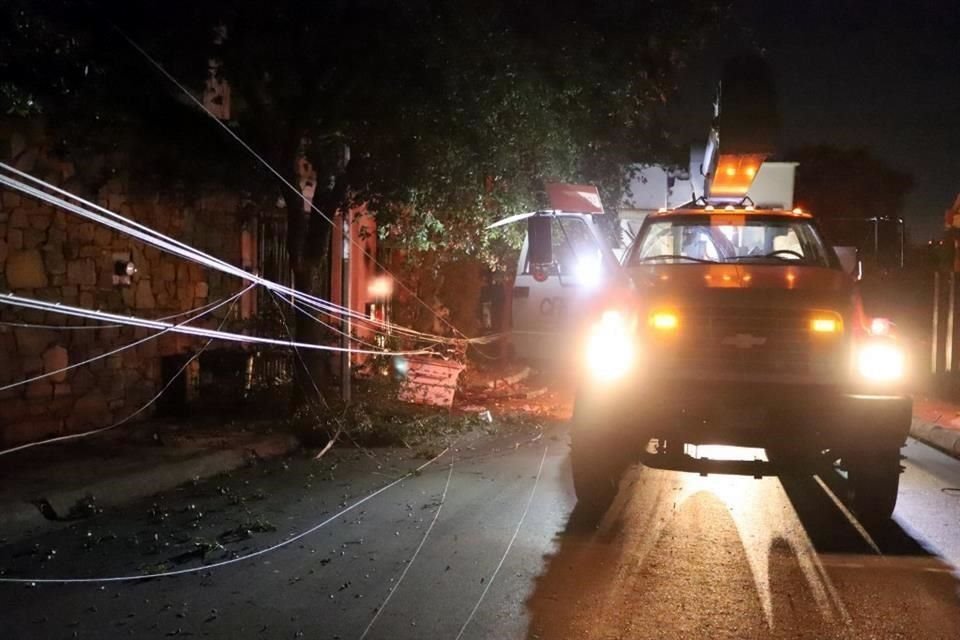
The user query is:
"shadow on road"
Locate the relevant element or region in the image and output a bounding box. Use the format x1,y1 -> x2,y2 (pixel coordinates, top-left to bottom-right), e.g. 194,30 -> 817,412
525,454 -> 960,640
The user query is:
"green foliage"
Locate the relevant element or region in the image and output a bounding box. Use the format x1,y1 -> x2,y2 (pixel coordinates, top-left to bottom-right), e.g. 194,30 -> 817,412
1,0 -> 731,270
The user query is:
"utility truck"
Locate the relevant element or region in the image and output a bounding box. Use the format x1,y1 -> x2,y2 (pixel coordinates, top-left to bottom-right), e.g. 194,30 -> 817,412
497,57 -> 912,523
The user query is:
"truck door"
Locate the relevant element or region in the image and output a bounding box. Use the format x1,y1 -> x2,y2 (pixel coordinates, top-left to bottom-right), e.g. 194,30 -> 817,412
511,214 -> 616,363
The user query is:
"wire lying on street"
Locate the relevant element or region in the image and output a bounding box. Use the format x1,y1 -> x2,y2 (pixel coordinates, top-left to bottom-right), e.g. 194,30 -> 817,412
0,447 -> 452,584
358,459 -> 455,640
454,444 -> 549,640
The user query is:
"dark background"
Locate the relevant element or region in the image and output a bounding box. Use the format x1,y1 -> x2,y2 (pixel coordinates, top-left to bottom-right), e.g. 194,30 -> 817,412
672,0 -> 960,243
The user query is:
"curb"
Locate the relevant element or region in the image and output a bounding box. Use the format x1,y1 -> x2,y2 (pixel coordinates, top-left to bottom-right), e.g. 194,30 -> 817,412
0,434 -> 299,546
910,417 -> 960,459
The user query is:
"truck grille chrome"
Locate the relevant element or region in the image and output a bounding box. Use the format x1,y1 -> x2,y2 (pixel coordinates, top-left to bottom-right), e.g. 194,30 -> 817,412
659,306 -> 845,379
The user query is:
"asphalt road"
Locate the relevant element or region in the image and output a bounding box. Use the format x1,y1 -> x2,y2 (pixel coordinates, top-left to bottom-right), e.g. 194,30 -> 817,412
2,427 -> 960,639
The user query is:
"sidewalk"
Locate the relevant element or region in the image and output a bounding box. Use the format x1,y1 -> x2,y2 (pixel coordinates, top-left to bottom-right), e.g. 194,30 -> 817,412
911,395 -> 960,458
0,419 -> 298,546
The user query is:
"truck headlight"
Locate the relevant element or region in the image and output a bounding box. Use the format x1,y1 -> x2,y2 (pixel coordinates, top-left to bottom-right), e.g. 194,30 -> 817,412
856,340 -> 905,382
585,310 -> 635,381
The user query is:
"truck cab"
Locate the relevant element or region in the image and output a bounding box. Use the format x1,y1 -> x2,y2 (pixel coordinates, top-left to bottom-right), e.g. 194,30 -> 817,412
570,203 -> 912,523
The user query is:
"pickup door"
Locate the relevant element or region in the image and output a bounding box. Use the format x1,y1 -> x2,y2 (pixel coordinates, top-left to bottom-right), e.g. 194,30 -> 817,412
510,214 -> 618,363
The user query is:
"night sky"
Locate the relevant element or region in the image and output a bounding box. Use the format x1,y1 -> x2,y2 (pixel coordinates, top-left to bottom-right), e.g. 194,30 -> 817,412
672,0 -> 960,242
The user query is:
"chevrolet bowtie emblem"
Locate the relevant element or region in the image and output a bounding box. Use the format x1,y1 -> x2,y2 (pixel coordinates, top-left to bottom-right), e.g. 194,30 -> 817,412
721,333 -> 767,349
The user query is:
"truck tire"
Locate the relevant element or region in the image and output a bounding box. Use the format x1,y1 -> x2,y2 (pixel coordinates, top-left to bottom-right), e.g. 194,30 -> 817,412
570,393 -> 632,521
846,449 -> 902,523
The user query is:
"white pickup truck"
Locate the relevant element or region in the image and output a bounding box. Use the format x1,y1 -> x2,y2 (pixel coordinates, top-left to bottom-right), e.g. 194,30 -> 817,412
489,184 -> 620,363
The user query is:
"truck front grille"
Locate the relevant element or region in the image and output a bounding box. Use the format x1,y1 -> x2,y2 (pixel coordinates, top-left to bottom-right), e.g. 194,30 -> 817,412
656,306 -> 846,379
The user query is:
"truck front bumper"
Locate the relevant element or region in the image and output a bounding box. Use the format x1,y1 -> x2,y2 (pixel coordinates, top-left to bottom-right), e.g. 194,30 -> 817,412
576,378 -> 912,452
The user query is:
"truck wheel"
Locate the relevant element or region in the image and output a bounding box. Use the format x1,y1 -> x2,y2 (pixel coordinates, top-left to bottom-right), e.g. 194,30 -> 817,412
570,395 -> 632,521
571,438 -> 623,518
846,450 -> 902,523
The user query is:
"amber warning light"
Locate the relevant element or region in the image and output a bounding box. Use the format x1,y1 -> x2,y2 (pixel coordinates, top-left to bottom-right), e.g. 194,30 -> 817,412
709,153 -> 766,199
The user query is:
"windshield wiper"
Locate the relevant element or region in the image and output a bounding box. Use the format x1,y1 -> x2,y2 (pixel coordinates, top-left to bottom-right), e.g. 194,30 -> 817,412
726,253 -> 808,263
638,254 -> 719,264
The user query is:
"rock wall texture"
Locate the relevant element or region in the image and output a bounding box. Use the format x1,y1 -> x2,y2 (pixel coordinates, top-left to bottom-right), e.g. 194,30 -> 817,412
0,130 -> 259,447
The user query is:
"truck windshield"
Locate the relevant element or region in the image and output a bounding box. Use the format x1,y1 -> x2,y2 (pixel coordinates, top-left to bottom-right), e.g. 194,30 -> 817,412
630,215 -> 832,267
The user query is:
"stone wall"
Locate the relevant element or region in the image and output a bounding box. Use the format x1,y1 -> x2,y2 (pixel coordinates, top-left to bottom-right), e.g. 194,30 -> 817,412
0,133 -> 259,447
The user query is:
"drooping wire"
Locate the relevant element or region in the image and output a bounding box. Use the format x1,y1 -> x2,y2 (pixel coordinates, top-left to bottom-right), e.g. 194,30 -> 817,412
0,293 -> 434,358
0,284 -> 255,392
0,292 -> 240,330
0,168 -> 471,347
0,287 -> 249,457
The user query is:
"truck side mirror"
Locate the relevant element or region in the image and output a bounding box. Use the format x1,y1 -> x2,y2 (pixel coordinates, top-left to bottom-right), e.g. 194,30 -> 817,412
834,246 -> 862,280
527,215 -> 553,267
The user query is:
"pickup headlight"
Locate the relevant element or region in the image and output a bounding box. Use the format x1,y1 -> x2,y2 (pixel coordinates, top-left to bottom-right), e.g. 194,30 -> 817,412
585,310 -> 635,381
856,339 -> 905,382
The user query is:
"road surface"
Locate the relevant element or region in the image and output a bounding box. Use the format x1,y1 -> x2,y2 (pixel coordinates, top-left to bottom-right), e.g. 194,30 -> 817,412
2,426 -> 960,639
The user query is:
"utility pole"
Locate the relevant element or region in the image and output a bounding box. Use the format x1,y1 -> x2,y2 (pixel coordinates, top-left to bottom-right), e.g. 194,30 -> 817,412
340,212 -> 352,404
932,271 -> 941,375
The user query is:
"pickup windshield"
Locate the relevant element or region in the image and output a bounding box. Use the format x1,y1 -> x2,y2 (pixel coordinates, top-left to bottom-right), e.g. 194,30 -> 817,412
629,215 -> 832,267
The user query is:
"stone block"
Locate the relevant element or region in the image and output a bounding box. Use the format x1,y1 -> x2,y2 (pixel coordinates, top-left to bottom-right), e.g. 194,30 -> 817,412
6,249 -> 47,288
71,368 -> 96,394
79,291 -> 94,308
14,148 -> 39,172
94,226 -> 112,247
43,345 -> 68,383
47,226 -> 66,246
195,281 -> 209,298
67,258 -> 97,286
28,211 -> 52,231
121,285 -> 135,308
9,209 -> 28,229
76,223 -> 95,244
69,391 -> 111,430
0,238 -> 7,264
8,228 -> 23,250
25,379 -> 53,400
134,279 -> 156,309
160,262 -> 176,282
22,228 -> 45,249
2,191 -> 21,208
14,326 -> 56,354
36,287 -> 60,301
43,246 -> 66,274
21,356 -> 43,374
0,398 -> 28,425
54,383 -> 72,397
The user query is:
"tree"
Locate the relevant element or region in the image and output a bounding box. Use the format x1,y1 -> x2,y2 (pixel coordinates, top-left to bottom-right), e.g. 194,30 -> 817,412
2,0 -> 734,399
791,145 -> 913,259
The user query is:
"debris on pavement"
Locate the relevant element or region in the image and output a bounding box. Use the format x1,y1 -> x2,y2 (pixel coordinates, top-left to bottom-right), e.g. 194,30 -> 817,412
397,356 -> 465,407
